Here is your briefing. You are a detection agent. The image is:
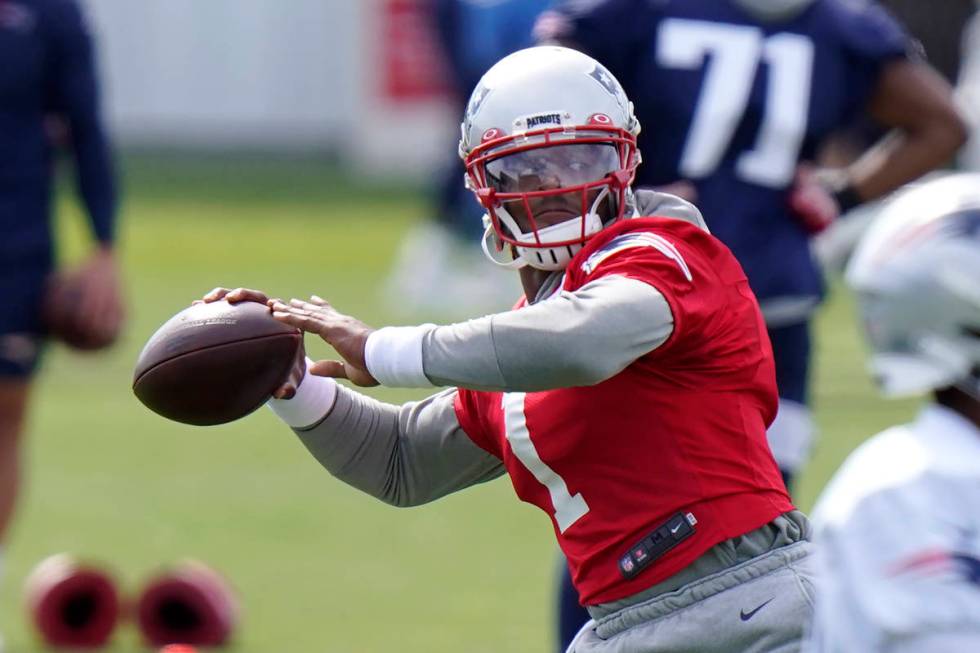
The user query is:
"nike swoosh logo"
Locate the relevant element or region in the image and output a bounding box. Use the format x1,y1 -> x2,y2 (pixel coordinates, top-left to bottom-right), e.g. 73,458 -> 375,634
740,598 -> 774,622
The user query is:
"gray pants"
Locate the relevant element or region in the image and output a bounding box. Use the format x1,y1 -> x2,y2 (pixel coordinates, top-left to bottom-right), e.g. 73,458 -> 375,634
568,538 -> 815,653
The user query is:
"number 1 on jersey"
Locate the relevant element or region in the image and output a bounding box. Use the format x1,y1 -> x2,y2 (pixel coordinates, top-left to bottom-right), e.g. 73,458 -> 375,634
502,393 -> 589,533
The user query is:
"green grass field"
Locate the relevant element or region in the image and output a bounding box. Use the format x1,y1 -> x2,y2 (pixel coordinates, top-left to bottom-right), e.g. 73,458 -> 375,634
1,154 -> 919,652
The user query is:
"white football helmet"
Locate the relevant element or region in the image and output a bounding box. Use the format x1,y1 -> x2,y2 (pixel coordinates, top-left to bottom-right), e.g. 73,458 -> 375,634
459,46 -> 641,271
846,173 -> 980,398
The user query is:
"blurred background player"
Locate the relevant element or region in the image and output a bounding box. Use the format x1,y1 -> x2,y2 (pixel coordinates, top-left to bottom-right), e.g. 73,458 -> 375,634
0,0 -> 123,631
536,2 -> 966,646
384,0 -> 548,317
537,0 -> 966,495
209,45 -> 815,653
959,2 -> 980,171
806,172 -> 980,652
813,0 -> 975,167
811,0 -> 979,273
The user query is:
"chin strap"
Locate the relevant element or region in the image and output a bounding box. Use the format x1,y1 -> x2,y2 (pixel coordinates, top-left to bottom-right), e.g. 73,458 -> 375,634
484,186 -> 613,271
481,224 -> 526,269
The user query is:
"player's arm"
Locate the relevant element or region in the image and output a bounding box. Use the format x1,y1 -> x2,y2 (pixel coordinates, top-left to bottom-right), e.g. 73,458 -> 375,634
839,59 -> 968,205
45,0 -> 123,341
268,275 -> 673,393
265,197 -> 700,392
196,288 -> 505,506
423,275 -> 673,390
45,0 -> 118,248
268,375 -> 505,507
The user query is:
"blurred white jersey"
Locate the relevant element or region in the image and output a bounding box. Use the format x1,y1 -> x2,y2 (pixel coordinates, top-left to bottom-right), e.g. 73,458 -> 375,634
806,404 -> 980,652
958,7 -> 980,170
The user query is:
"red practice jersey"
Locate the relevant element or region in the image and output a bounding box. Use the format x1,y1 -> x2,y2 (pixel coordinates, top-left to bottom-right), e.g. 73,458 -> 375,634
454,217 -> 793,605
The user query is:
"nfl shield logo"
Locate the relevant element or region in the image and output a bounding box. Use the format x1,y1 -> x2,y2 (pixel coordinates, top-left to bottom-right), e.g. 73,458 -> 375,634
620,556 -> 635,574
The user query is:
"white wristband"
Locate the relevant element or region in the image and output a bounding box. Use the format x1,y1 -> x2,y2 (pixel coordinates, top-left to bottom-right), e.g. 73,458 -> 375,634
364,324 -> 438,388
266,359 -> 338,428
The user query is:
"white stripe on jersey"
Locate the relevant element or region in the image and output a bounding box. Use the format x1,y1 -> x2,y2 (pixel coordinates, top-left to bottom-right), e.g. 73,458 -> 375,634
501,392 -> 589,533
581,233 -> 693,281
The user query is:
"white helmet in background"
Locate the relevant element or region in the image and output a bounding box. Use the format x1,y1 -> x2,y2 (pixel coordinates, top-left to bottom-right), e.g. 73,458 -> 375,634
459,46 -> 641,271
730,0 -> 817,22
846,173 -> 980,398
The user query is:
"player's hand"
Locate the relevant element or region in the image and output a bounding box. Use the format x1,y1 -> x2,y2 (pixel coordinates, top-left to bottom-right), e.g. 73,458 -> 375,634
197,287 -> 270,305
269,296 -> 378,387
194,288 -> 315,398
74,247 -> 126,346
271,339 -> 308,400
788,164 -> 839,235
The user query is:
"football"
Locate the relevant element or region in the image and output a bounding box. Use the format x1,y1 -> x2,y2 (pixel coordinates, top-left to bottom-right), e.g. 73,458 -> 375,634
43,269 -> 121,351
133,300 -> 301,426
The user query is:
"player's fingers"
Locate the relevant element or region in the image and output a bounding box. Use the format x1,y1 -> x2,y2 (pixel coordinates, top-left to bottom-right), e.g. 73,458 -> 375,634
90,282 -> 121,336
75,276 -> 108,336
271,309 -> 310,329
271,300 -> 313,318
310,295 -> 331,307
287,299 -> 339,326
202,287 -> 231,302
345,364 -> 379,387
288,298 -> 332,315
226,288 -> 269,304
272,383 -> 296,400
91,297 -> 118,340
271,309 -> 329,338
308,359 -> 348,379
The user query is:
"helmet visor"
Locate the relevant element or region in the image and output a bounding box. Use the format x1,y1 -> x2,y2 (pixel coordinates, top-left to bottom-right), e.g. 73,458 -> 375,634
485,143 -> 620,193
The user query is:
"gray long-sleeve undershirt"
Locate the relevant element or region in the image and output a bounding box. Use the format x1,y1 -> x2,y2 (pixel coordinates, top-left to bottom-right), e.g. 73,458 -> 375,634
292,276 -> 674,505
286,190 -> 702,505
423,276 -> 673,391
293,387 -> 505,507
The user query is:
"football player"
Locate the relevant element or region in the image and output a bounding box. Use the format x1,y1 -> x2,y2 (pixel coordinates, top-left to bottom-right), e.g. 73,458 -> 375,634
536,0 -> 966,489
0,0 -> 122,631
806,173 -> 980,651
959,2 -> 980,170
534,1 -> 967,644
204,46 -> 815,652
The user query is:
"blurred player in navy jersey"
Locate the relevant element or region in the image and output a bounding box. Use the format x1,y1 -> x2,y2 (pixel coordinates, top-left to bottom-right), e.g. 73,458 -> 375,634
206,46 -> 816,652
807,172 -> 980,652
536,2 -> 966,646
0,0 -> 122,620
385,0 -> 549,316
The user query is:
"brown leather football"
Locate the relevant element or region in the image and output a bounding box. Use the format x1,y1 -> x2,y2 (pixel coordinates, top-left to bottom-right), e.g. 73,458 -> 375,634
133,300 -> 301,426
43,270 -> 121,351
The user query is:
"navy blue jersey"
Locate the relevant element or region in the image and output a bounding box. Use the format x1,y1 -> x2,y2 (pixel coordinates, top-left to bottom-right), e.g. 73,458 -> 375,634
435,0 -> 551,100
0,0 -> 116,272
541,0 -> 909,304
433,0 -> 551,238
